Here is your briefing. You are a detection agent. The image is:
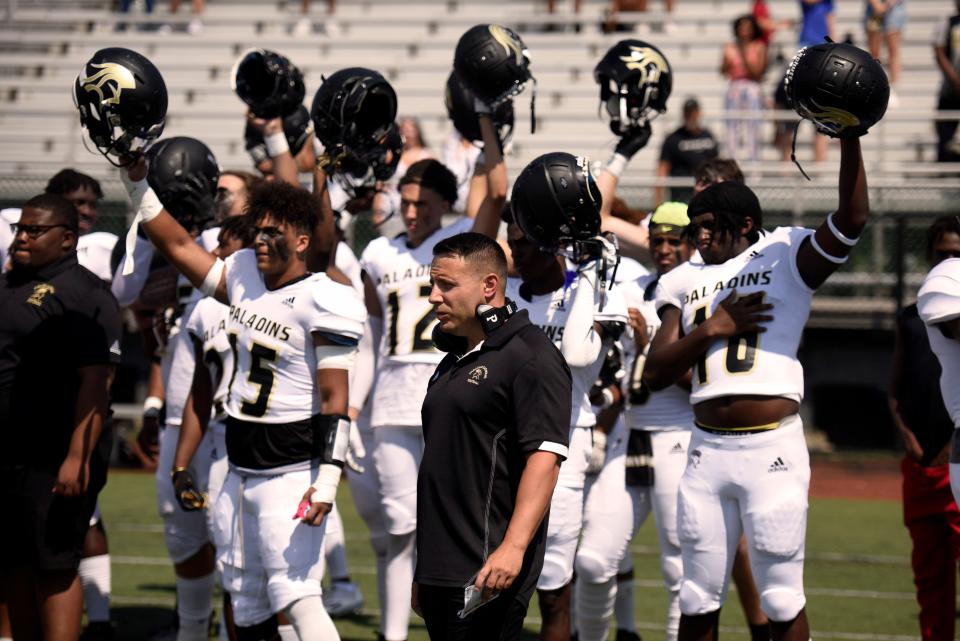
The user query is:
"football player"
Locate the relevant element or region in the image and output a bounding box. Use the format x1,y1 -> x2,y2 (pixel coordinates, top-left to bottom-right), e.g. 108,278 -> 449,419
644,133 -> 870,640
506,152 -> 628,641
122,157 -> 365,641
356,107 -> 505,641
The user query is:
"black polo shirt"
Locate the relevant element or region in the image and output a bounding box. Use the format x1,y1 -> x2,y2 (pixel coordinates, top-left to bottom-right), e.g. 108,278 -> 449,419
0,253 -> 121,473
416,309 -> 572,603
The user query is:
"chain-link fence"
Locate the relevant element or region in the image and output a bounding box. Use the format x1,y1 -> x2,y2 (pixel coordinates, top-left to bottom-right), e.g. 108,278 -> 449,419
3,175 -> 957,330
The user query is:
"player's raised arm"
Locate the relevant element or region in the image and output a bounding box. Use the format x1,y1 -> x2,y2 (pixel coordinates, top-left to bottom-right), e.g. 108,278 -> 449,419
786,42 -> 889,289
122,140 -> 228,304
468,110 -> 508,240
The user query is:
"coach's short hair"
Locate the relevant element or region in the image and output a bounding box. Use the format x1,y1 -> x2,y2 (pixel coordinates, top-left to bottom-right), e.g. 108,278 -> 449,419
433,232 -> 508,288
24,193 -> 79,234
44,168 -> 103,200
694,158 -> 744,188
245,182 -> 320,236
399,159 -> 459,207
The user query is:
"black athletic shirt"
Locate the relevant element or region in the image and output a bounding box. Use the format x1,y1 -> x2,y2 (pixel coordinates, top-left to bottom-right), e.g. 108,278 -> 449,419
416,310 -> 572,604
894,303 -> 955,465
659,126 -> 719,203
0,253 -> 121,473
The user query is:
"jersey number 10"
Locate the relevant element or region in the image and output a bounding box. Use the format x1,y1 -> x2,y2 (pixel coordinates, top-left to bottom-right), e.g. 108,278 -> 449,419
692,305 -> 760,385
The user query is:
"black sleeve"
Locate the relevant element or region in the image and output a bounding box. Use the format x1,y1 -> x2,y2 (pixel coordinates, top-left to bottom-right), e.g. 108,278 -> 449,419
660,133 -> 677,164
69,286 -> 122,367
512,350 -> 571,457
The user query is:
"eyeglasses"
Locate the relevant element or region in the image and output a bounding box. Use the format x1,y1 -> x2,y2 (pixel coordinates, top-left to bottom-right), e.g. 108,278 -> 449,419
10,223 -> 69,239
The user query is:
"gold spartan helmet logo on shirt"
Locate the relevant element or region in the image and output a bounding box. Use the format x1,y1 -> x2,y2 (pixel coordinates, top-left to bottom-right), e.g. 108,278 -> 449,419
26,283 -> 56,307
619,46 -> 668,86
806,98 -> 861,135
488,25 -> 525,66
81,62 -> 137,107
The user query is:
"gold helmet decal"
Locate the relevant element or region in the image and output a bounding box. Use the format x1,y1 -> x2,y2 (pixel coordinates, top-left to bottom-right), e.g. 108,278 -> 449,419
619,46 -> 668,86
488,25 -> 525,66
806,98 -> 860,134
81,62 -> 137,107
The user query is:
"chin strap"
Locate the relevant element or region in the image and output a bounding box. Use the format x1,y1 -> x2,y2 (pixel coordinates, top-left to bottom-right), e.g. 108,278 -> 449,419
529,77 -> 538,134
790,119 -> 812,181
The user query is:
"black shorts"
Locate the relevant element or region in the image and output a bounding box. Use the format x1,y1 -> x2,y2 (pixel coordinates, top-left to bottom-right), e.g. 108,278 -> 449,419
418,583 -> 528,641
0,466 -> 101,572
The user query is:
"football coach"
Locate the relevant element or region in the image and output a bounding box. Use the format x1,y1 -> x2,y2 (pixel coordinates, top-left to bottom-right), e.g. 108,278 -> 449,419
413,232 -> 572,640
0,194 -> 120,640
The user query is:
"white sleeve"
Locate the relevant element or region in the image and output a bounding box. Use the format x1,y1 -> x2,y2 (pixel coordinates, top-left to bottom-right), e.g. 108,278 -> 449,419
348,315 -> 381,411
184,299 -> 206,341
110,235 -> 155,306
224,248 -> 258,302
918,264 -> 960,324
654,271 -> 683,314
310,279 -> 367,344
561,270 -> 606,369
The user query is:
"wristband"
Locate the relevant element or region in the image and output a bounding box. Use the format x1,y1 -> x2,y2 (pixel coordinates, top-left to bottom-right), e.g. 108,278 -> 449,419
313,136 -> 325,158
143,396 -> 164,412
310,464 -> 342,504
605,152 -> 629,179
200,258 -> 225,298
599,388 -> 616,410
809,233 -> 848,264
171,466 -> 188,477
315,344 -> 357,370
264,130 -> 290,157
826,212 -> 859,246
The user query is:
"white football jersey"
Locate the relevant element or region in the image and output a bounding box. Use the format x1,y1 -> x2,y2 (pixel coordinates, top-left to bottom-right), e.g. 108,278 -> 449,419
655,226 -> 814,404
335,240 -> 363,293
185,296 -> 232,435
361,217 -> 473,427
620,273 -> 694,431
76,232 -> 118,282
162,309 -> 197,430
507,272 -> 629,428
918,258 -> 960,428
224,249 -> 366,424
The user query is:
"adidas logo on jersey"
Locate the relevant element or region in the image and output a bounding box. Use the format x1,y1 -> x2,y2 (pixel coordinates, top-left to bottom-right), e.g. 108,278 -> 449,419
281,296 -> 296,308
768,457 -> 788,473
749,250 -> 765,260
670,442 -> 684,454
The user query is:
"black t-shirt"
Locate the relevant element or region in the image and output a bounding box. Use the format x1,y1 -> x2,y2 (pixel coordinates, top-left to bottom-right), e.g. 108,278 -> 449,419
659,126 -> 719,202
893,303 -> 955,465
0,253 -> 122,473
416,310 -> 572,603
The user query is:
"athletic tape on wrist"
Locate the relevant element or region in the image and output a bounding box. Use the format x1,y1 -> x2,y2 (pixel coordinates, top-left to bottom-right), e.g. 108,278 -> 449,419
605,153 -> 629,179
264,131 -> 290,157
809,233 -> 848,264
826,212 -> 859,246
599,388 -> 615,410
121,185 -> 164,275
200,258 -> 225,298
312,136 -> 325,158
310,464 -> 341,504
143,395 -> 164,413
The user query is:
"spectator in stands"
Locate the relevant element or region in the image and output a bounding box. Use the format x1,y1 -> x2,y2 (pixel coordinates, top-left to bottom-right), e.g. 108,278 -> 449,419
890,215 -> 960,641
604,0 -> 676,34
798,0 -> 834,162
753,0 -> 792,66
798,0 -> 834,47
169,0 -> 204,36
721,15 -> 767,162
865,0 -> 906,107
545,0 -> 583,32
293,0 -> 337,37
934,1 -> 960,162
216,170 -> 261,221
654,98 -> 719,206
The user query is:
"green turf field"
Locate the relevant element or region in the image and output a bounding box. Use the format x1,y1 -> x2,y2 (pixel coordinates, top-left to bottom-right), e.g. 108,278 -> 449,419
99,470 -> 921,641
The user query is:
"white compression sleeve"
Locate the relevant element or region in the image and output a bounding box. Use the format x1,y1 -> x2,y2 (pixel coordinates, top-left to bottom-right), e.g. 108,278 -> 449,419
561,269 -> 605,368
348,316 -> 380,411
111,235 -> 155,306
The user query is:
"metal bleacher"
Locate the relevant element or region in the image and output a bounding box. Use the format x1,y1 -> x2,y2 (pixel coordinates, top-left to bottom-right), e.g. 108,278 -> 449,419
0,0 -> 953,187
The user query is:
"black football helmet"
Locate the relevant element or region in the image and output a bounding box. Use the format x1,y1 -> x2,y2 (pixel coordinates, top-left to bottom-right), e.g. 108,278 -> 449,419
594,40 -> 672,136
310,67 -> 398,166
245,105 -> 314,166
146,137 -> 219,230
510,152 -> 601,254
454,24 -> 534,106
73,47 -> 167,164
784,41 -> 889,139
232,49 -> 305,119
444,70 -> 514,147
